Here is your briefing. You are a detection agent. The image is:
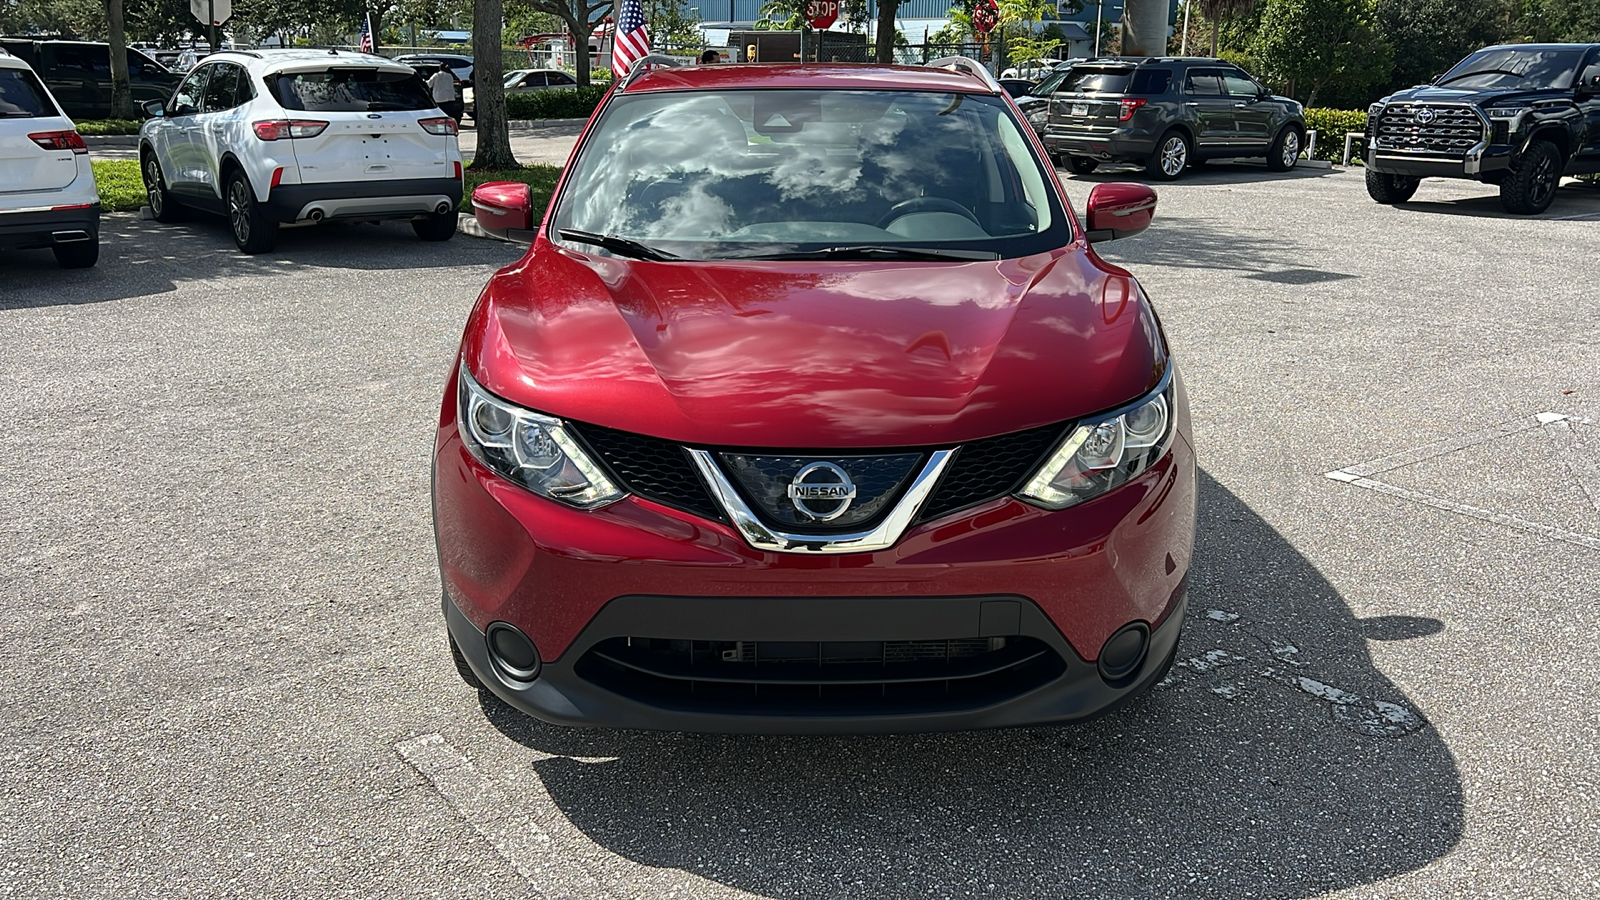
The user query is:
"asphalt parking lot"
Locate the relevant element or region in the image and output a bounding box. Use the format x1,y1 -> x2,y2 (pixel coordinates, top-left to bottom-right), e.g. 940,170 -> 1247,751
2,159 -> 1597,898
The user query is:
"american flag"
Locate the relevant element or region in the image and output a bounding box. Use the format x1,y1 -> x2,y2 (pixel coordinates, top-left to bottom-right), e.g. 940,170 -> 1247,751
358,14 -> 374,52
611,0 -> 650,76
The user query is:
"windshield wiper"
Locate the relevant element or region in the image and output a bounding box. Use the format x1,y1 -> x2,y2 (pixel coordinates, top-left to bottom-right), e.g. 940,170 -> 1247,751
1438,68 -> 1527,84
740,245 -> 1000,262
557,229 -> 679,261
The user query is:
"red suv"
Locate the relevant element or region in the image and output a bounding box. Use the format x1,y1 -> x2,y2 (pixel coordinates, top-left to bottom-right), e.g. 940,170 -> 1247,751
434,59 -> 1195,733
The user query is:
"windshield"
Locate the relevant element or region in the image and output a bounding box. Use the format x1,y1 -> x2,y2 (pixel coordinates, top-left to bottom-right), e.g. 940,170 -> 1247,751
1437,47 -> 1586,90
1031,68 -> 1071,96
268,67 -> 433,112
552,89 -> 1068,260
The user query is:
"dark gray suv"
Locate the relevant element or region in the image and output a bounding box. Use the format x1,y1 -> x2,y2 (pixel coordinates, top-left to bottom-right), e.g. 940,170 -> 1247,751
1042,57 -> 1307,180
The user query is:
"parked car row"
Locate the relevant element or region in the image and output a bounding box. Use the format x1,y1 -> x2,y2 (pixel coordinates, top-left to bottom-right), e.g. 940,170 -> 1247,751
1,47 -> 465,267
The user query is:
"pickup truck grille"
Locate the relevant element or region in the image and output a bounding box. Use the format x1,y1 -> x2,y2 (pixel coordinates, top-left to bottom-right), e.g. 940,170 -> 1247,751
1372,104 -> 1485,157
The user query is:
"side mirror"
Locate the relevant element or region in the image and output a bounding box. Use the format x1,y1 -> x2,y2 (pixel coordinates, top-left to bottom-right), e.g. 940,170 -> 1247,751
1580,64 -> 1600,93
1084,182 -> 1157,243
472,181 -> 536,242
141,98 -> 164,118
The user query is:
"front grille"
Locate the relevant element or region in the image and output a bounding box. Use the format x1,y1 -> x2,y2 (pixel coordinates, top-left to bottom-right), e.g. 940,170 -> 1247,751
920,423 -> 1067,520
572,422 -> 724,521
578,635 -> 1065,714
573,420 -> 1068,530
1373,104 -> 1485,157
720,452 -> 924,530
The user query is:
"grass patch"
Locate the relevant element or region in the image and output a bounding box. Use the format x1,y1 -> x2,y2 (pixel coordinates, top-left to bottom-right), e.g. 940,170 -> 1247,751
92,159 -> 144,212
463,164 -> 563,214
76,119 -> 144,136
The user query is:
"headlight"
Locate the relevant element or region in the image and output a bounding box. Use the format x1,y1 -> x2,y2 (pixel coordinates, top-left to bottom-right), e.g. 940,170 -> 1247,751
1486,106 -> 1528,119
1368,102 -> 1383,116
456,368 -> 625,509
1016,380 -> 1175,510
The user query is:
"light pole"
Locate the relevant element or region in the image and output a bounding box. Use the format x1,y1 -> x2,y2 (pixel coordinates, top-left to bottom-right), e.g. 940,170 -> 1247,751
1181,1 -> 1191,54
1094,1 -> 1101,56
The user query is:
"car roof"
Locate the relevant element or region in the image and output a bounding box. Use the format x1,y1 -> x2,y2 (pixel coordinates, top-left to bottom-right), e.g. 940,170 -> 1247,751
204,48 -> 413,72
624,63 -> 998,95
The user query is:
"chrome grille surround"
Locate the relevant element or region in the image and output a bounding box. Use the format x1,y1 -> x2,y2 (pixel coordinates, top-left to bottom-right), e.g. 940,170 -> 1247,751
1372,102 -> 1487,158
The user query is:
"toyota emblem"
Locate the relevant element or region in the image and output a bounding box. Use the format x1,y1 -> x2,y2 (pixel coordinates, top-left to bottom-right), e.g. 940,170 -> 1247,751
1415,107 -> 1436,125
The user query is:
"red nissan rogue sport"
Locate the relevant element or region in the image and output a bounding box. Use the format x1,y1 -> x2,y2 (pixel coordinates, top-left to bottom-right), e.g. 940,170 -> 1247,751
433,58 -> 1195,733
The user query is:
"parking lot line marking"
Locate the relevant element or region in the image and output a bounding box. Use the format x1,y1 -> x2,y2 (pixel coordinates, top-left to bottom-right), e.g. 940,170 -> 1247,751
1328,472 -> 1600,552
396,732 -> 612,897
1331,414 -> 1554,478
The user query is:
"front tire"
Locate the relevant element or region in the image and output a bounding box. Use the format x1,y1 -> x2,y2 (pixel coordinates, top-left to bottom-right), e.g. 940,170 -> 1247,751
412,210 -> 458,242
1365,168 -> 1420,204
1267,127 -> 1302,172
1146,130 -> 1190,181
142,152 -> 185,223
52,238 -> 98,269
226,169 -> 277,254
1067,156 -> 1099,175
1500,140 -> 1561,215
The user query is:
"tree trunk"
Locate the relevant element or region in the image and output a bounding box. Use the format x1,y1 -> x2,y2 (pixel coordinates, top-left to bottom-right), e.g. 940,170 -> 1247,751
471,0 -> 519,170
108,0 -> 134,119
561,11 -> 595,86
1210,20 -> 1219,57
874,0 -> 899,64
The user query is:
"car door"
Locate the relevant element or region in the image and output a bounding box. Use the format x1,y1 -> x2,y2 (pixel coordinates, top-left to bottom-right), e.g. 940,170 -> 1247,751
1183,68 -> 1235,152
545,71 -> 576,91
40,44 -> 99,120
1577,47 -> 1600,165
197,62 -> 249,200
160,65 -> 210,194
1222,70 -> 1273,149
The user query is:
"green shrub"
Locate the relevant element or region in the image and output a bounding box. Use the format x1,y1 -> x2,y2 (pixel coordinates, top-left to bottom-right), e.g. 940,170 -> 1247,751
92,160 -> 144,212
504,85 -> 609,121
1303,108 -> 1368,161
75,119 -> 144,136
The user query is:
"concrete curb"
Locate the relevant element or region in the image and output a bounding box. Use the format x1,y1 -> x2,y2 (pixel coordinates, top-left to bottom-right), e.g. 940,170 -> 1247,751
457,212 -> 510,242
84,135 -> 140,148
505,118 -> 589,130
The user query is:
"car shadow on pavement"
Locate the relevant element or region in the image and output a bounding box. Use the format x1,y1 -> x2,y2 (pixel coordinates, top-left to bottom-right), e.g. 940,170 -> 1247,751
1062,161 -> 1339,185
1095,210 -> 1358,285
1394,181 -> 1600,220
1,213 -> 520,310
477,469 -> 1465,899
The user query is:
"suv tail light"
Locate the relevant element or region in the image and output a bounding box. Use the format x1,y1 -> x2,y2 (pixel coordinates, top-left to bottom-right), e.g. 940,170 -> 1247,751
29,130 -> 88,154
1118,98 -> 1147,121
419,116 -> 459,136
252,119 -> 329,141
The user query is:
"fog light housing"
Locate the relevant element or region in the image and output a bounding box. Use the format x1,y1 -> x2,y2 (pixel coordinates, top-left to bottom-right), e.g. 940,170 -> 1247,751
1098,622 -> 1150,684
485,621 -> 541,683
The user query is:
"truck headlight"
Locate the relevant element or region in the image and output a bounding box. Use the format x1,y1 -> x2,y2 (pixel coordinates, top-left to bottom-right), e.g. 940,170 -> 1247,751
456,368 -> 625,509
1017,379 -> 1175,510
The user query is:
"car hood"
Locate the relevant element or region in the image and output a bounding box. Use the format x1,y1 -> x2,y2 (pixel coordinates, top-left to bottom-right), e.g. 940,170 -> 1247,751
465,242 -> 1165,448
1384,84 -> 1568,106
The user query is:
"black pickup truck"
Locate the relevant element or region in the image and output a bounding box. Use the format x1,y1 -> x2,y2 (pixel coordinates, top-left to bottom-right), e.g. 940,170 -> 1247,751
1365,43 -> 1600,214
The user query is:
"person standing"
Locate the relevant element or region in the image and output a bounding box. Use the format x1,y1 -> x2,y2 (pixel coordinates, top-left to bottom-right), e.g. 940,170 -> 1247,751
428,64 -> 463,124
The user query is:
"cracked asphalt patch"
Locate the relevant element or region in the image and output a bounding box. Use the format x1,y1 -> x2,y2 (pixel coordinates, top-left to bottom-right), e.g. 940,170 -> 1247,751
0,163 -> 1596,897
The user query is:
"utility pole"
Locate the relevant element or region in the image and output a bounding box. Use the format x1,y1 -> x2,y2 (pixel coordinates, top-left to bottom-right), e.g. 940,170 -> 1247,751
1094,1 -> 1101,57
1181,1 -> 1190,55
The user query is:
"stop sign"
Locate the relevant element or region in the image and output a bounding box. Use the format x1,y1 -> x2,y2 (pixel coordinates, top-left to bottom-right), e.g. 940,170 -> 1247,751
806,0 -> 838,30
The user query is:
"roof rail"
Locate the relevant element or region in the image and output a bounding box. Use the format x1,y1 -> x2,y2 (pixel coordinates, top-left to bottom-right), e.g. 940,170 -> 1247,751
924,55 -> 1001,92
620,55 -> 686,89
216,49 -> 263,58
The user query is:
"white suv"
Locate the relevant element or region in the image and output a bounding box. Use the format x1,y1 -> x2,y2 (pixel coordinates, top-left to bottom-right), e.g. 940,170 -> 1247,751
137,49 -> 464,254
0,48 -> 100,268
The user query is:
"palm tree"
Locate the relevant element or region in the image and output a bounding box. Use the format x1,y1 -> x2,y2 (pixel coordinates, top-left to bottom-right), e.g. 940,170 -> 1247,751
1196,0 -> 1256,57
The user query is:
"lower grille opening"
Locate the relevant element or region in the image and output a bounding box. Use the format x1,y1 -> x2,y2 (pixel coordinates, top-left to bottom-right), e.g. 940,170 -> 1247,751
577,636 -> 1066,715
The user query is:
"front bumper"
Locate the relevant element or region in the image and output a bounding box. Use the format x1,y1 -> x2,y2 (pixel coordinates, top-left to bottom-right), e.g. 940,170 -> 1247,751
0,205 -> 100,251
433,402 -> 1198,732
263,177 -> 462,223
1367,146 -> 1513,179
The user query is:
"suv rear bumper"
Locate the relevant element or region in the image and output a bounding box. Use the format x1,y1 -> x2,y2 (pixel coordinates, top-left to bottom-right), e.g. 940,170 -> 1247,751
264,177 -> 462,223
0,204 -> 100,251
1044,129 -> 1155,162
